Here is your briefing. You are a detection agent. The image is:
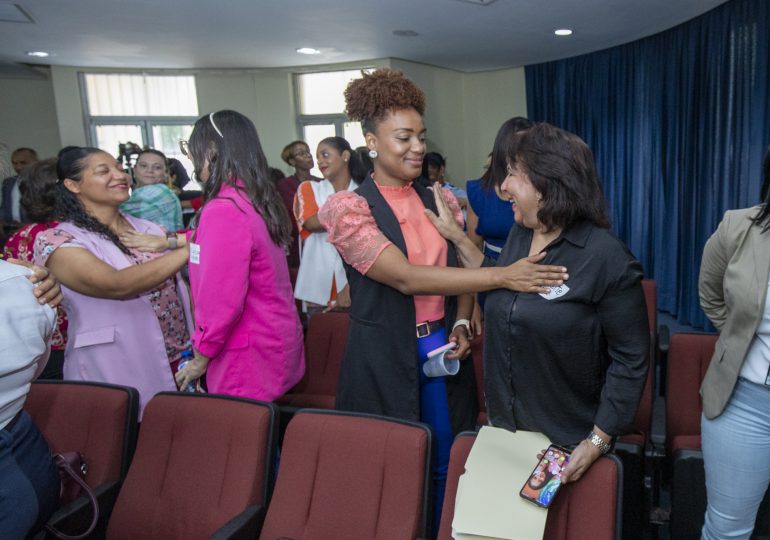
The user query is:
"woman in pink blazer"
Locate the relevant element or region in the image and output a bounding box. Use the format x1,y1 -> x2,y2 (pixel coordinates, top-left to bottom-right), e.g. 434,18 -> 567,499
175,111 -> 305,400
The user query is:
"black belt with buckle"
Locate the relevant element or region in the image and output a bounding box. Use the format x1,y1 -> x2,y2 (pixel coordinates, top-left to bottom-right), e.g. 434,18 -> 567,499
416,318 -> 445,338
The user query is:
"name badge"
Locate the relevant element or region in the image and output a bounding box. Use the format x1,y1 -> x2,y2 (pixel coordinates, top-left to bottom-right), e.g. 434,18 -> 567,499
539,284 -> 570,300
190,242 -> 201,265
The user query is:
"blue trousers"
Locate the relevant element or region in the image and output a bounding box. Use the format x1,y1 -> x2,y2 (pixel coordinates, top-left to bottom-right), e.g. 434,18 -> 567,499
702,378 -> 770,539
0,411 -> 60,539
417,328 -> 454,534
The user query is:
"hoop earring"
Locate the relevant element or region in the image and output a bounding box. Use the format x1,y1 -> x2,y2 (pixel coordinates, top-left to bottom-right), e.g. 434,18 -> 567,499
368,149 -> 378,159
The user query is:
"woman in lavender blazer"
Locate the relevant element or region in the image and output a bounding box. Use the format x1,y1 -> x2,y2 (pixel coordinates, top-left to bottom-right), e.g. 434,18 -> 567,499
175,111 -> 305,401
34,147 -> 191,415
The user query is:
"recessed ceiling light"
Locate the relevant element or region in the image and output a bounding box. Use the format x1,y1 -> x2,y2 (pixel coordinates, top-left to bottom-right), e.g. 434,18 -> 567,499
296,47 -> 321,55
393,29 -> 419,37
554,29 -> 573,36
26,51 -> 50,57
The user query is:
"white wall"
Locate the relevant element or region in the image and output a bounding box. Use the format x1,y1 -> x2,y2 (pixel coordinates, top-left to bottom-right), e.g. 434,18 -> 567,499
3,60 -> 528,182
0,69 -> 62,159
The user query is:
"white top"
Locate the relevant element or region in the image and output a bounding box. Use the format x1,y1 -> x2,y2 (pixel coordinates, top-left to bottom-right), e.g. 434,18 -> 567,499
10,176 -> 21,222
0,261 -> 55,429
294,179 -> 357,306
740,278 -> 770,385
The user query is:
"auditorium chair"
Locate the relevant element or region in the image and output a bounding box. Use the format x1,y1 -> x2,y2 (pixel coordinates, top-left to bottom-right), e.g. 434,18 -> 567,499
24,380 -> 139,538
106,392 -> 278,540
260,409 -> 433,540
437,432 -> 623,540
277,311 -> 350,442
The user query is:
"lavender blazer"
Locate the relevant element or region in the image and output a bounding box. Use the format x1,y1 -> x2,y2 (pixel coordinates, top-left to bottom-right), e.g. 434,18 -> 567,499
36,215 -> 193,415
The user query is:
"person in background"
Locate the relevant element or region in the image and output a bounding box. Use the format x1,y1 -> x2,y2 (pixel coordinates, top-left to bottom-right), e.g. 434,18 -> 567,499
428,122 -> 648,485
4,159 -> 68,379
0,259 -> 60,538
293,137 -> 363,317
698,144 -> 770,539
1,147 -> 38,238
174,110 -> 305,401
466,117 -> 533,335
421,152 -> 468,211
268,166 -> 286,185
121,149 -> 184,233
34,147 -> 192,414
277,140 -> 321,268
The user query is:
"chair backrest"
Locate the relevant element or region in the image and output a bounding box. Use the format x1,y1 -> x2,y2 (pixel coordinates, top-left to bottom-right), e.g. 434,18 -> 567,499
438,432 -> 622,540
629,279 -> 658,437
665,332 -> 718,454
260,409 -> 432,540
106,393 -> 277,540
291,311 -> 350,397
24,380 -> 139,486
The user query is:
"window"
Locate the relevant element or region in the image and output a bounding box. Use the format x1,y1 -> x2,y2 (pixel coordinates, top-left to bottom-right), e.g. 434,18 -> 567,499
81,73 -> 198,184
295,69 -> 371,176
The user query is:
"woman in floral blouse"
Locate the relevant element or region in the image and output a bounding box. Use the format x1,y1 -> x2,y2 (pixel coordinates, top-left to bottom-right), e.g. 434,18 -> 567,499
3,159 -> 67,379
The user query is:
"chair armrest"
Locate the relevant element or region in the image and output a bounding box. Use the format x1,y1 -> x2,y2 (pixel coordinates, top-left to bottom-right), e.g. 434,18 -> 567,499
208,505 -> 264,540
658,324 -> 670,355
47,480 -> 121,537
650,395 -> 666,450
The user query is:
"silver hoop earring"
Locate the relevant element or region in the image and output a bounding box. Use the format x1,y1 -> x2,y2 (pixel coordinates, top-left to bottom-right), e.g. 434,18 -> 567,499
368,149 -> 378,159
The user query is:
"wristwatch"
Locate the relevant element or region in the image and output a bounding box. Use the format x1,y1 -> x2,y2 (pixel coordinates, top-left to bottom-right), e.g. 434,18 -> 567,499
166,232 -> 178,250
587,431 -> 612,454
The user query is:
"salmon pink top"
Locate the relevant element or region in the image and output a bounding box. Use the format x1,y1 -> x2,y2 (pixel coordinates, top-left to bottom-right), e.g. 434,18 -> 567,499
319,182 -> 463,323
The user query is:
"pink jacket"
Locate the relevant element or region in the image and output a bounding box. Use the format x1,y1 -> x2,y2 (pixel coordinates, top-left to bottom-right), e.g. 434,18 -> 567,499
189,182 -> 305,401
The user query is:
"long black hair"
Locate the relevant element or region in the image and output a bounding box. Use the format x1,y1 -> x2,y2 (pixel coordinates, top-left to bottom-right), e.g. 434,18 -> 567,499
317,136 -> 367,183
189,110 -> 291,247
752,145 -> 770,232
52,146 -> 133,255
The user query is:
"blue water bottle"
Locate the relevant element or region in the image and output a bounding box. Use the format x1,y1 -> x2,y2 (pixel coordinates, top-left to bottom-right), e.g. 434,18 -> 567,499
177,350 -> 197,393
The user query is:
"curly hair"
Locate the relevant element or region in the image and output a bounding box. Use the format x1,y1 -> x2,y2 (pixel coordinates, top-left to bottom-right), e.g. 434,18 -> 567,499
19,158 -> 58,223
344,69 -> 426,134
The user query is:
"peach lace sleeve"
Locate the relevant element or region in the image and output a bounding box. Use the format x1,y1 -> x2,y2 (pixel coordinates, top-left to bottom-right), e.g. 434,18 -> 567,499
318,191 -> 392,275
442,188 -> 465,229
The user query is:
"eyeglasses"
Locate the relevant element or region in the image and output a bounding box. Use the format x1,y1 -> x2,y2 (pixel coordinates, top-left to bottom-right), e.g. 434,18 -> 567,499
179,140 -> 190,158
292,149 -> 312,158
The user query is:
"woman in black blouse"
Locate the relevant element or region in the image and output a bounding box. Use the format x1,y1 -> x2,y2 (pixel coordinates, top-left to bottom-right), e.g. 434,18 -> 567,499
428,122 -> 648,482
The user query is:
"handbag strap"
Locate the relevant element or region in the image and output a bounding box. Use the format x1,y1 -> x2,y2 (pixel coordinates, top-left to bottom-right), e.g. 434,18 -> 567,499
45,454 -> 100,540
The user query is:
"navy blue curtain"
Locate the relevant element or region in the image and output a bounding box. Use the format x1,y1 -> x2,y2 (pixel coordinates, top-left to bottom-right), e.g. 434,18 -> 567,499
525,0 -> 770,328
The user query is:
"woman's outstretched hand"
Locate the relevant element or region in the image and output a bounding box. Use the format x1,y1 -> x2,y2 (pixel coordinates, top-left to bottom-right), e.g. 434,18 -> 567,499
424,182 -> 466,244
498,252 -> 569,293
119,229 -> 169,252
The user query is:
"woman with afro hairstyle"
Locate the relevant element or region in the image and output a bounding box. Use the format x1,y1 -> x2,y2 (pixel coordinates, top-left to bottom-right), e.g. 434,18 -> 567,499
318,69 -> 568,527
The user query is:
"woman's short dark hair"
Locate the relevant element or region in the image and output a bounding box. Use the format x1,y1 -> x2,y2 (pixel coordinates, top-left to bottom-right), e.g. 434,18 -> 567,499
280,140 -> 309,166
19,158 -> 58,223
421,152 -> 445,179
488,117 -> 533,189
318,136 -> 367,183
509,123 -> 610,231
53,146 -> 132,254
189,110 -> 291,246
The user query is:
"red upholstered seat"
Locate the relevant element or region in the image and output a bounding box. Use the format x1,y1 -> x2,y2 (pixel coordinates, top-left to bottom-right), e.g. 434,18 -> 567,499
24,380 -> 138,487
438,432 -> 622,540
24,380 -> 139,535
260,409 -> 432,540
277,311 -> 349,409
107,393 -> 277,540
665,333 -> 717,456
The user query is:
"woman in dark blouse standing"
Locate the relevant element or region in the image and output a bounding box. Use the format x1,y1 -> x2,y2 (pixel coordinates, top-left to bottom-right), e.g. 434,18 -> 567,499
428,122 -> 649,482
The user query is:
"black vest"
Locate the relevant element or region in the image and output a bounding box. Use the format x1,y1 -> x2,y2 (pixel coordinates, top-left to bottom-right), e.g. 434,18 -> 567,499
335,176 -> 478,434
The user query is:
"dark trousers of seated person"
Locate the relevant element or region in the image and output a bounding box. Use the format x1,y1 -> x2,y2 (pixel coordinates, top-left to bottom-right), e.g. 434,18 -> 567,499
0,411 -> 60,539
